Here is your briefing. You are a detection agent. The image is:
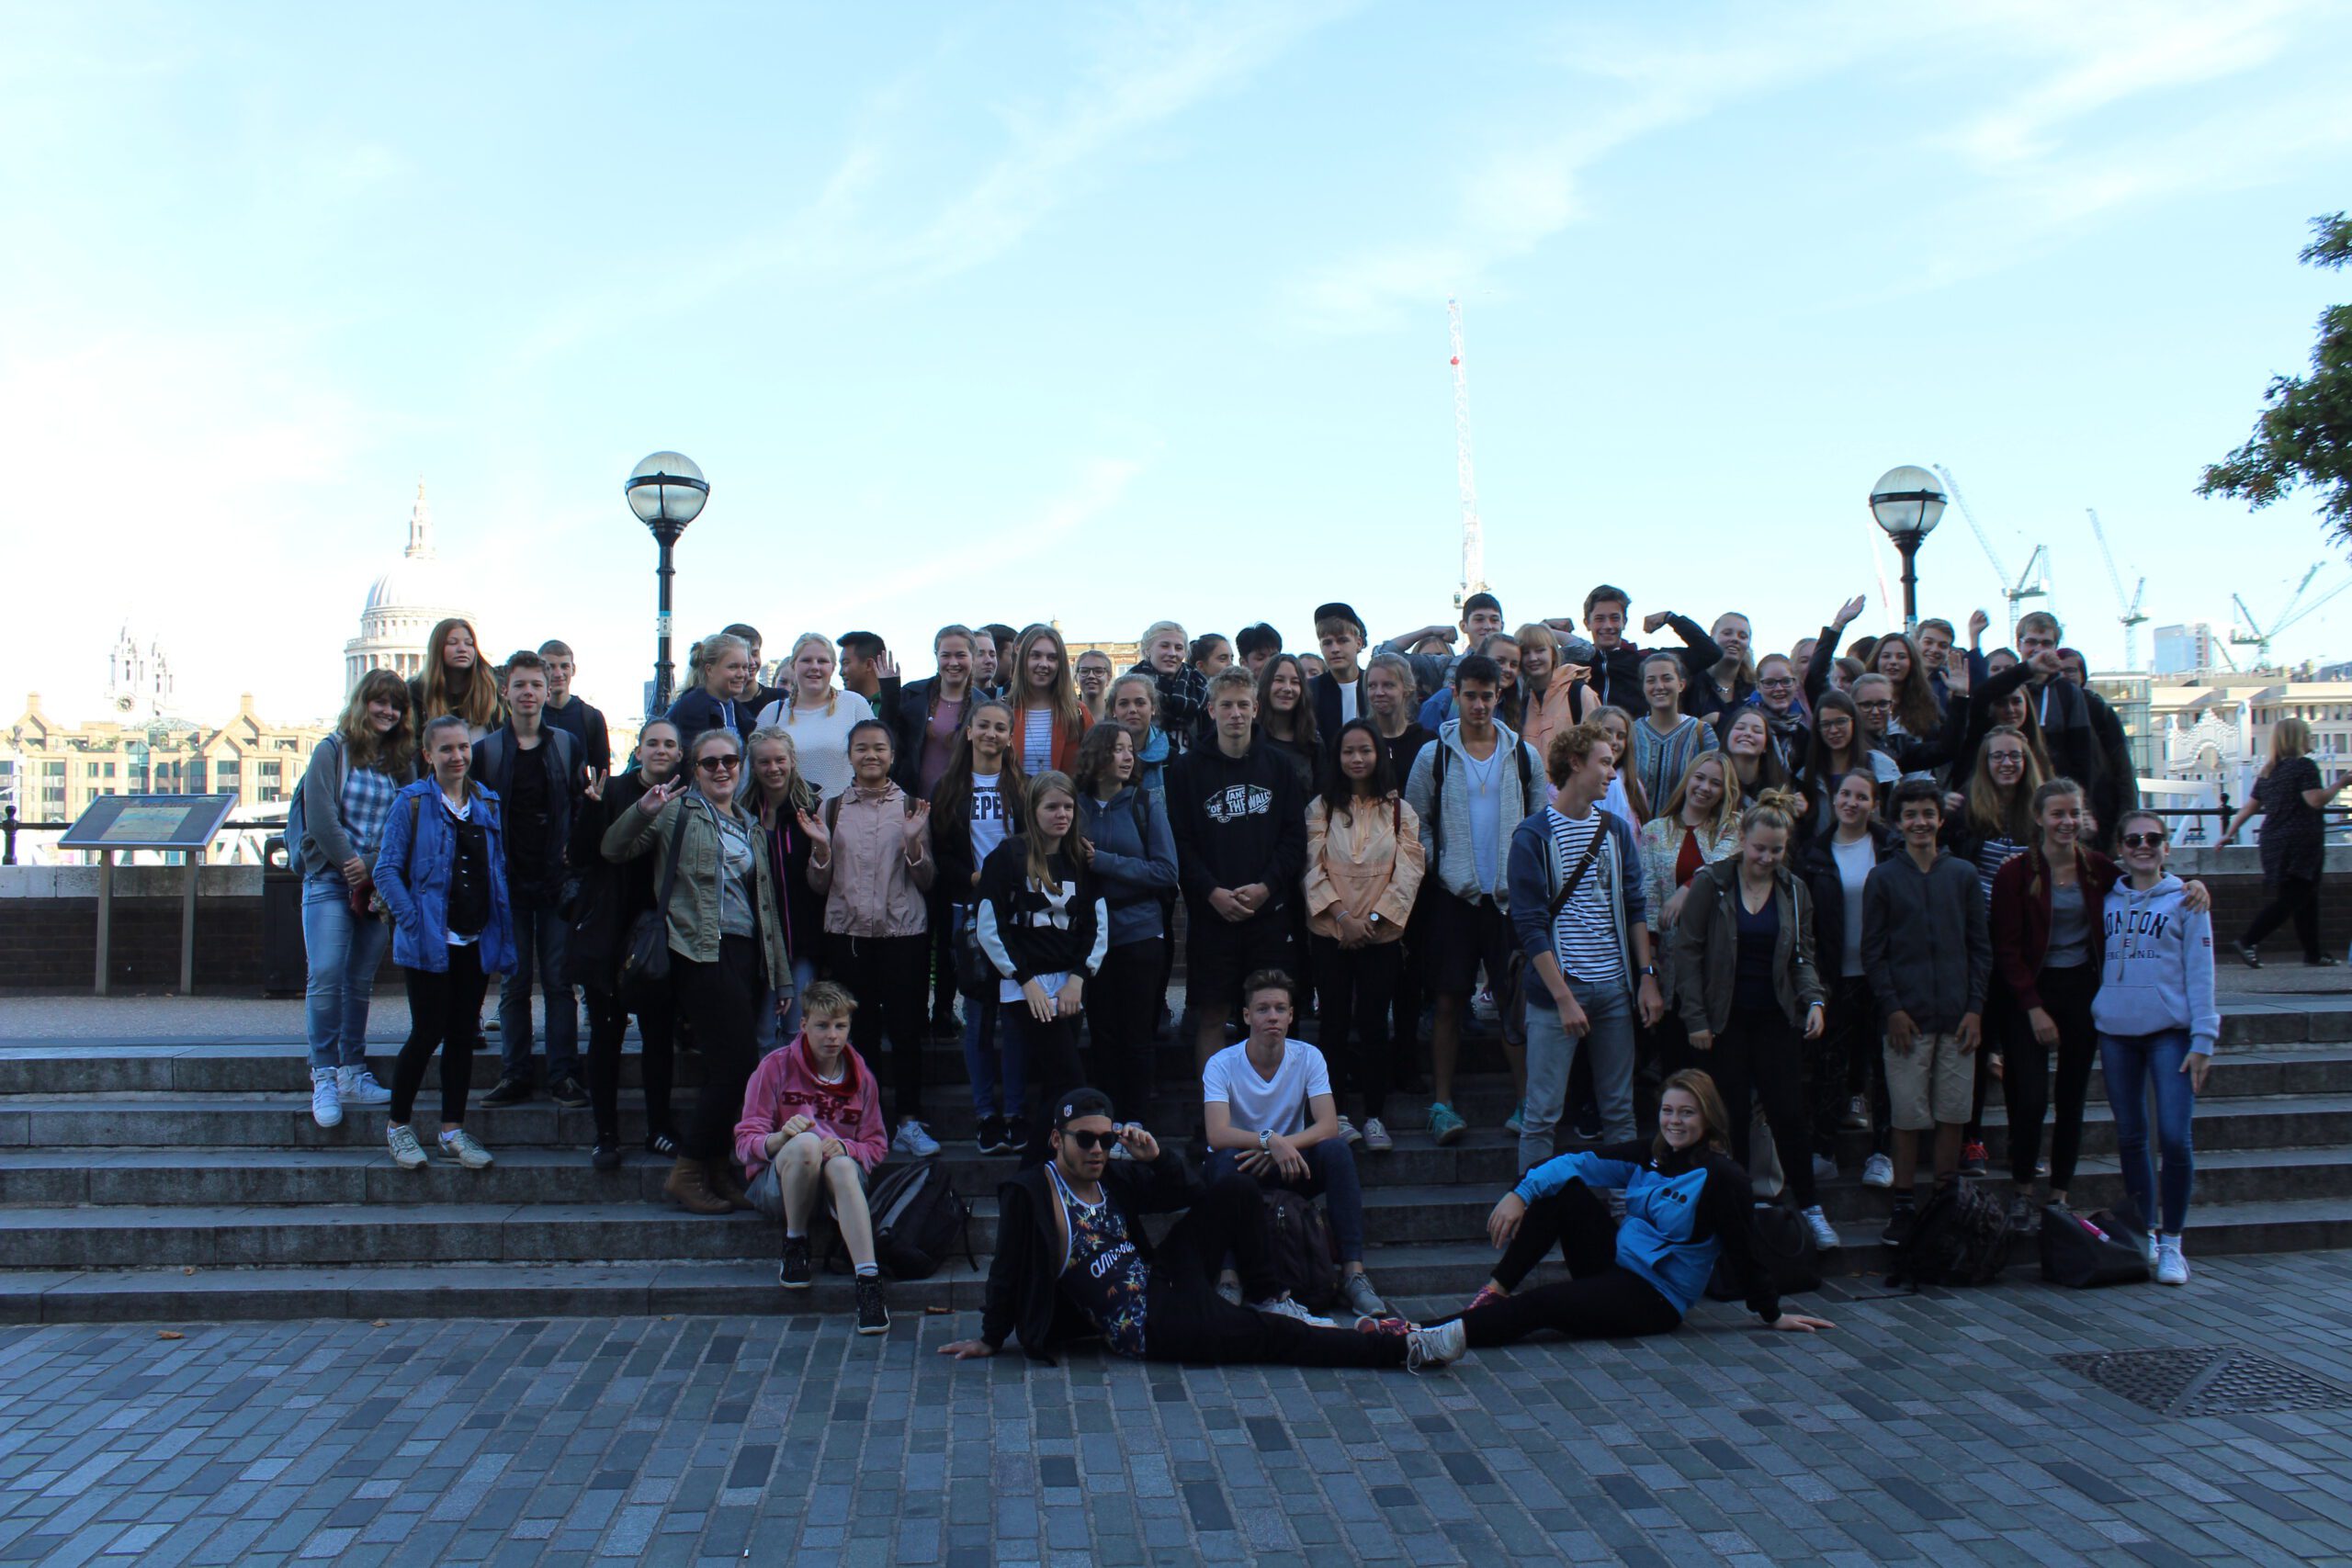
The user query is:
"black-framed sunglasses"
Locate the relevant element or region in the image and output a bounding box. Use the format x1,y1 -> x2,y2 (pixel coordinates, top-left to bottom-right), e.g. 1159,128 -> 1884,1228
2120,832 -> 2166,849
696,753 -> 742,773
1058,1128 -> 1118,1152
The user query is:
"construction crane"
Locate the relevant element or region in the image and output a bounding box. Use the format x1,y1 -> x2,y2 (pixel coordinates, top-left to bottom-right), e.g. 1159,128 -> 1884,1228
2084,508 -> 2149,670
1447,299 -> 1486,613
1933,464 -> 2050,637
2230,564 -> 2351,667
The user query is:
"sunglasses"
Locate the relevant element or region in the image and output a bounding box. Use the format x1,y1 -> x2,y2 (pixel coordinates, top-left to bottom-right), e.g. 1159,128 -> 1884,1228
695,754 -> 741,773
1058,1128 -> 1118,1151
2120,832 -> 2166,849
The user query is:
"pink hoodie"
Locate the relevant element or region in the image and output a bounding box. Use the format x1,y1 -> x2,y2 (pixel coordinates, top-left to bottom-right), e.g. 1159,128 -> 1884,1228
732,1034 -> 889,1180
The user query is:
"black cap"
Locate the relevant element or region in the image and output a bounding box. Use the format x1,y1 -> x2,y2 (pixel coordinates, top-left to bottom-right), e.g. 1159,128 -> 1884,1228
1313,601 -> 1366,638
1053,1088 -> 1116,1129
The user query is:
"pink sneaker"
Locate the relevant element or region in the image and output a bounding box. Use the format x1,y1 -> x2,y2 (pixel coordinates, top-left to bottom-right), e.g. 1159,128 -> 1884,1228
1464,1283 -> 1509,1314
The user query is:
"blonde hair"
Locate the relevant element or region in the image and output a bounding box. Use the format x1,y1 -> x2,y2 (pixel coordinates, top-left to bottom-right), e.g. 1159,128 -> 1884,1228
745,724 -> 818,817
1739,787 -> 1804,838
785,632 -> 839,719
2272,716 -> 2313,762
1663,750 -> 1742,845
690,632 -> 752,697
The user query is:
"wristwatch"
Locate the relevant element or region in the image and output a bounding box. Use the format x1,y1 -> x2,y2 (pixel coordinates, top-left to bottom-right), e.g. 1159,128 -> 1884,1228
1638,964 -> 1657,976
1259,1129 -> 1272,1151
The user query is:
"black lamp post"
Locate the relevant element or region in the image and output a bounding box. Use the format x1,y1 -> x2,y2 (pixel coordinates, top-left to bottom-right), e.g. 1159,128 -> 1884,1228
625,451 -> 708,717
1869,465 -> 1947,637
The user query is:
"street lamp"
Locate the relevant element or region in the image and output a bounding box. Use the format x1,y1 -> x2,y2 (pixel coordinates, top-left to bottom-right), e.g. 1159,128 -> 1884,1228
1869,465 -> 1947,637
625,451 -> 708,716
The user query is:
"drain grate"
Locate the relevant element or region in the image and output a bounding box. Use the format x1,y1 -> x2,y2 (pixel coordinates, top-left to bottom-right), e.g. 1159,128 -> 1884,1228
2055,1348 -> 2352,1416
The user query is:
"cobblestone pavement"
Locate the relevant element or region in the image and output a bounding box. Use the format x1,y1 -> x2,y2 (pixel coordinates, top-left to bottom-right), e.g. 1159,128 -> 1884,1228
2,1255 -> 2349,1567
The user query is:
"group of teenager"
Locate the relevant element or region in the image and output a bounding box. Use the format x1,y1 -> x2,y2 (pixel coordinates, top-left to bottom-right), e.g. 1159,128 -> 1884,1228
289,582 -> 2272,1362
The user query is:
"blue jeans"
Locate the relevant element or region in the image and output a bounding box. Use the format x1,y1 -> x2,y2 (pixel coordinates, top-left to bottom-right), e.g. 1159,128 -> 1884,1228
1206,1138 -> 1367,1264
2098,1030 -> 2199,1233
953,908 -> 1014,1118
753,955 -> 820,1054
301,875 -> 391,1072
1520,976 -> 1636,1174
498,896 -> 578,1083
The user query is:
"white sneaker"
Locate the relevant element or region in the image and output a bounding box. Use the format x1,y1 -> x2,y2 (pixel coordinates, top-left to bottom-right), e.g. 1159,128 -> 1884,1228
1250,1296 -> 1335,1327
337,1065 -> 392,1105
386,1123 -> 427,1170
1336,1114 -> 1363,1146
1405,1318 -> 1467,1372
893,1119 -> 942,1158
2142,1229 -> 2159,1269
310,1067 -> 343,1129
2155,1235 -> 2190,1286
1362,1117 -> 1394,1153
438,1127 -> 494,1169
1801,1205 -> 1840,1251
1860,1153 -> 1894,1190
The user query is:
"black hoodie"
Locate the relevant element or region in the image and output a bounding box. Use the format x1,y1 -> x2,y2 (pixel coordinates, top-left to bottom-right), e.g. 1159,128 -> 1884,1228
1164,739 -> 1306,913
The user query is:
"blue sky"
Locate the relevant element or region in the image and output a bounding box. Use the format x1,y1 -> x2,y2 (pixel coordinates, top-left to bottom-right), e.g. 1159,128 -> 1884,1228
6,0 -> 2352,723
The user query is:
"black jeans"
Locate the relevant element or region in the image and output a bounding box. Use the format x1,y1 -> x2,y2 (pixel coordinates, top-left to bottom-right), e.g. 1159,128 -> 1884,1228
584,982 -> 677,1145
1310,935 -> 1402,1122
1705,1002 -> 1816,1207
1141,1174 -> 1402,1368
1823,975 -> 1886,1157
2243,874 -> 2323,961
827,932 -> 929,1122
1449,1181 -> 1681,1347
926,886 -> 959,1024
1086,937 -> 1164,1131
673,935 -> 763,1164
1008,1008 -> 1087,1168
2002,962 -> 2098,1190
393,943 -> 487,1127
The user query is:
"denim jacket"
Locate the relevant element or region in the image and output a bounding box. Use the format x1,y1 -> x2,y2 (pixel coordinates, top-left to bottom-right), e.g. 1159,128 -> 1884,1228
373,780 -> 517,975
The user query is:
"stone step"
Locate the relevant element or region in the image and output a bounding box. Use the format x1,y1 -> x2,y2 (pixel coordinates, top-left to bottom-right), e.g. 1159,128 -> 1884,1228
5,1193 -> 2345,1325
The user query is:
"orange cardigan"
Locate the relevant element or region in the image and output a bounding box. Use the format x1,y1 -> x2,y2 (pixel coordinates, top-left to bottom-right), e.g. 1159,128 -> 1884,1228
1012,703 -> 1088,777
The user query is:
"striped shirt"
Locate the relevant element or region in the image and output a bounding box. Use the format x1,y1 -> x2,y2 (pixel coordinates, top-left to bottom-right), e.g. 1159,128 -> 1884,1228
1631,715 -> 1718,820
1022,705 -> 1056,773
1544,807 -> 1623,985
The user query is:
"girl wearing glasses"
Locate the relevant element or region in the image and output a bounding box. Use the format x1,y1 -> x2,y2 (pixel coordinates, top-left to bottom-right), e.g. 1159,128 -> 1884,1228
605,727 -> 797,1216
2093,810 -> 2219,1285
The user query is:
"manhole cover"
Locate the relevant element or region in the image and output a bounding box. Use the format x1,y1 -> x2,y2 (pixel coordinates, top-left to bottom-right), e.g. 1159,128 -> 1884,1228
2055,1348 -> 2352,1416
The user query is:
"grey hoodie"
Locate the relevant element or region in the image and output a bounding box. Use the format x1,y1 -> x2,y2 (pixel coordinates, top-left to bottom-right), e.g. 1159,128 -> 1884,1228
2091,874 -> 2221,1055
1403,717 -> 1547,907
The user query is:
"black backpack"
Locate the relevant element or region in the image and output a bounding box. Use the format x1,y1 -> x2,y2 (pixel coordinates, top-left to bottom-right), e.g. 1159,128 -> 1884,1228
2040,1201 -> 2150,1288
1260,1188 -> 1341,1312
865,1159 -> 977,1281
1888,1178 -> 2015,1289
1705,1198 -> 1825,1302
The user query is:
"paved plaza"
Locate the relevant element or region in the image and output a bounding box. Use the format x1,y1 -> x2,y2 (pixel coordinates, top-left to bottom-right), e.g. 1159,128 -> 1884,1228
0,1254 -> 2347,1567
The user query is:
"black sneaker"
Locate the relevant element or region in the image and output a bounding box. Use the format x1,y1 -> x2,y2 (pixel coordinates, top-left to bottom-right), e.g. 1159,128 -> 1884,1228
481,1077 -> 533,1107
591,1142 -> 623,1170
1006,1115 -> 1032,1155
977,1114 -> 1010,1156
1573,1110 -> 1605,1143
548,1076 -> 590,1109
779,1235 -> 813,1291
1881,1201 -> 1918,1247
645,1128 -> 680,1159
2234,940 -> 2262,969
2006,1192 -> 2038,1235
854,1274 -> 889,1334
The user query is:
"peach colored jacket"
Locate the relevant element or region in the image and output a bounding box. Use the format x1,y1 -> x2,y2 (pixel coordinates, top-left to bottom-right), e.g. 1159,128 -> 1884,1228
1521,664 -> 1581,766
1304,794 -> 1427,942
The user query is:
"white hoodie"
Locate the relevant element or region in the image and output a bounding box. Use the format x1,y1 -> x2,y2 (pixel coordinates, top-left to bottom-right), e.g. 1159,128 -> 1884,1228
2092,874 -> 2220,1055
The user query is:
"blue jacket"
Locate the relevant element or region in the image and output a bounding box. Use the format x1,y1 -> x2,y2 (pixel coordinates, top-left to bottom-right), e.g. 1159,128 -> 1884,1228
1515,1143 -> 1780,1320
1507,805 -> 1647,1006
373,780 -> 517,975
1076,785 -> 1178,947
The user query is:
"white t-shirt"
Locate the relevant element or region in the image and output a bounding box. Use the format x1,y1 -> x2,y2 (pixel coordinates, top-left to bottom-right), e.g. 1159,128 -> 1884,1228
1338,679 -> 1361,725
1202,1039 -> 1332,1138
968,773 -> 1011,876
1830,835 -> 1875,978
754,689 -> 875,802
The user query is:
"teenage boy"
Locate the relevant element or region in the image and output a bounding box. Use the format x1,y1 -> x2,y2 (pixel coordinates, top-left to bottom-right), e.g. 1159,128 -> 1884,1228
537,640 -> 611,773
970,628 -> 1001,695
980,625 -> 1020,699
1860,779 -> 1990,1242
1203,971 -> 1388,1319
1417,632 -> 1520,731
1363,654 -> 1435,784
941,1088 -> 1465,1370
1403,655 -> 1546,1145
1382,592 -> 1506,700
725,623 -> 783,714
2013,612 -> 2104,802
1235,623 -> 1283,679
1166,667 -> 1307,1071
1308,602 -> 1370,739
1577,585 -> 1720,715
837,631 -> 900,724
892,626 -> 979,1035
1128,620 -> 1205,757
475,651 -> 585,1108
1509,721 -> 1660,1173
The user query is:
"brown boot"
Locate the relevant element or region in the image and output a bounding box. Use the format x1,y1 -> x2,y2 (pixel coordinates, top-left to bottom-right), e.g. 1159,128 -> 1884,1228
663,1156 -> 730,1215
708,1160 -> 754,1213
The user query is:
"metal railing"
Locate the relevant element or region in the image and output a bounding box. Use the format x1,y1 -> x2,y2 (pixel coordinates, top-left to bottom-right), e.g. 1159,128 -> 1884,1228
1,805 -> 290,866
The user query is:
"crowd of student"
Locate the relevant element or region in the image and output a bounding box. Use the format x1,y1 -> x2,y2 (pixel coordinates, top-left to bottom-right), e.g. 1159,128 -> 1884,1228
289,586 -> 2277,1358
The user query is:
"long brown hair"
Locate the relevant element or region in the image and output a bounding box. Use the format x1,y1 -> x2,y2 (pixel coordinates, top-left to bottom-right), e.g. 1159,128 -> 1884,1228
1874,633 -> 1940,737
1009,624 -> 1088,741
1655,1068 -> 1733,1160
419,617 -> 502,732
1022,770 -> 1080,889
1256,652 -> 1321,751
1965,723 -> 2047,841
336,669 -> 415,777
932,697 -> 1026,840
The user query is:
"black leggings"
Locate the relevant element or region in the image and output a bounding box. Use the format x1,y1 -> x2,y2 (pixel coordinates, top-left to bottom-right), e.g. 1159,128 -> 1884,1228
1706,1004 -> 1816,1207
1085,937 -> 1164,1131
828,932 -> 928,1122
2243,874 -> 2323,961
1449,1182 -> 1682,1348
393,944 -> 486,1126
2002,962 -> 2098,1190
1141,1175 -> 1403,1368
673,935 -> 763,1164
1312,935 -> 1402,1122
584,982 -> 677,1145
1823,975 -> 1884,1158
1009,1009 -> 1087,1168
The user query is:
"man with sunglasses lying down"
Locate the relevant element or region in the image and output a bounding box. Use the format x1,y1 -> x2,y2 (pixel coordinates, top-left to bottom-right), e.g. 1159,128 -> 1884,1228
940,1088 -> 1467,1372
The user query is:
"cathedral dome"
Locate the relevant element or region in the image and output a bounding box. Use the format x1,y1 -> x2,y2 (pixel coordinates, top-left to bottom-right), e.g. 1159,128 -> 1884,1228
345,482 -> 478,691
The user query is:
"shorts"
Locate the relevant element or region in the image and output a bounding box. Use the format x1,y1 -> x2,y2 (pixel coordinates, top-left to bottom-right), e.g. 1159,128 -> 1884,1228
745,1145 -> 872,1223
1419,889 -> 1518,998
1883,1030 -> 1972,1130
1185,908 -> 1294,1018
